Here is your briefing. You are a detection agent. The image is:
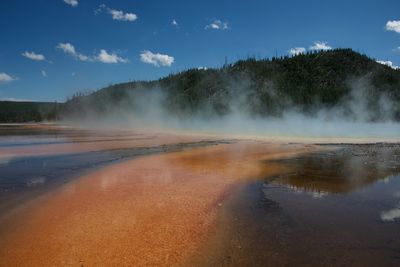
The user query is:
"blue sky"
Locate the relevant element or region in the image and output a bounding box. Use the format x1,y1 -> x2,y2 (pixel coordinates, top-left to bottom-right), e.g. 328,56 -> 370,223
0,0 -> 399,102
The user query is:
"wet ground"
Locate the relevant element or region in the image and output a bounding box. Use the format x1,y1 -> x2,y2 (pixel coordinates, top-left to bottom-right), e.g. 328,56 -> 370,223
0,124 -> 230,221
190,144 -> 400,266
0,124 -> 400,266
0,140 -> 229,217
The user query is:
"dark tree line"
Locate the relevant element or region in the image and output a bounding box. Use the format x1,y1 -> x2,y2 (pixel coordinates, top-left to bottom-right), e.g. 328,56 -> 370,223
1,49 -> 400,122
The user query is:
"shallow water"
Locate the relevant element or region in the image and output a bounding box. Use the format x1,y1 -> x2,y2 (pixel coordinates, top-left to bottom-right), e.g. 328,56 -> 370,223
191,145 -> 400,266
0,124 -> 228,224
0,140 -> 307,266
1,125 -> 400,266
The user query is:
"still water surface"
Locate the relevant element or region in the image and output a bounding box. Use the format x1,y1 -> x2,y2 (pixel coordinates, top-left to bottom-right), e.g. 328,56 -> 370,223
192,145 -> 400,266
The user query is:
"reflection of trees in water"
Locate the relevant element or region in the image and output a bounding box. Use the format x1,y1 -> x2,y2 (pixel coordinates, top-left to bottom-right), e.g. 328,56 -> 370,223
263,145 -> 400,194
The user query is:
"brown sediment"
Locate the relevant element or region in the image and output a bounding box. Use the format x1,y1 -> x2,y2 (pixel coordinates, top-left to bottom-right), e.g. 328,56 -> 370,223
0,141 -> 314,266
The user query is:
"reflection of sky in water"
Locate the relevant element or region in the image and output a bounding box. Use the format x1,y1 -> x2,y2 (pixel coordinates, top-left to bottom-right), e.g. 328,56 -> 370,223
0,158 -> 9,165
264,144 -> 400,206
263,184 -> 330,202
266,171 -> 400,222
278,174 -> 400,202
380,175 -> 400,222
0,136 -> 68,147
381,207 -> 400,222
25,176 -> 46,187
236,171 -> 400,267
278,183 -> 330,199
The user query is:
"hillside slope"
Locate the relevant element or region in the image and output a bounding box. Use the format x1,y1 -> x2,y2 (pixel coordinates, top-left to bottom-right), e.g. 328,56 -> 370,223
61,49 -> 400,122
1,49 -> 399,123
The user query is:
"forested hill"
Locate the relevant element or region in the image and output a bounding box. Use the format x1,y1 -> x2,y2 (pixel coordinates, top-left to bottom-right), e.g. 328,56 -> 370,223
2,49 -> 400,122
0,101 -> 60,123
61,49 -> 400,122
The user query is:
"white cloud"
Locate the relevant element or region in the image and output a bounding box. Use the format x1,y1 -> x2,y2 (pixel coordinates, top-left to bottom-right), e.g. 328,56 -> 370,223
309,41 -> 332,51
57,42 -> 91,62
64,0 -> 78,7
57,43 -> 128,64
289,42 -> 333,55
22,51 -> 45,61
109,9 -> 137,21
205,20 -> 229,30
376,60 -> 399,70
41,70 -> 47,77
57,42 -> 76,54
96,5 -> 137,22
0,73 -> 17,83
140,50 -> 174,67
172,19 -> 178,27
75,54 -> 90,62
289,47 -> 306,56
96,49 -> 129,63
385,20 -> 400,33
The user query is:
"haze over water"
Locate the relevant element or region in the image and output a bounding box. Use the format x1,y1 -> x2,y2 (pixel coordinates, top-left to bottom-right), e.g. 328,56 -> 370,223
0,125 -> 399,266
1,0 -> 400,266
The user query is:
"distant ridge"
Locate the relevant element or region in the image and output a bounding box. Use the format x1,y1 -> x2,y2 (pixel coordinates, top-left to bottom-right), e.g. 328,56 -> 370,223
0,101 -> 59,123
1,49 -> 400,122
